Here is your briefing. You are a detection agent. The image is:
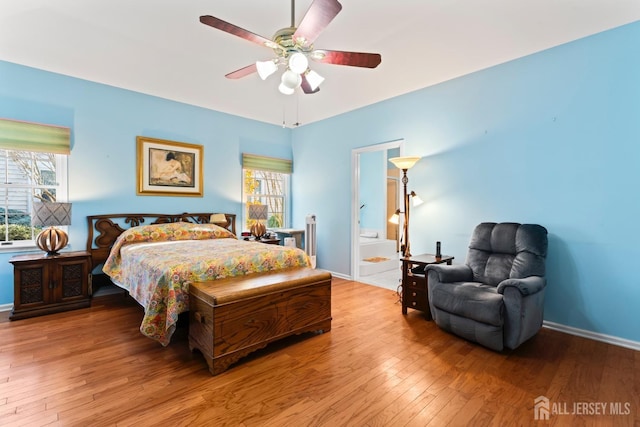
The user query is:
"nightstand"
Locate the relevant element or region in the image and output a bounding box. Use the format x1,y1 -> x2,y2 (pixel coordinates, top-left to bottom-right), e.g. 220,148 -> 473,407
401,253 -> 454,319
10,251 -> 92,320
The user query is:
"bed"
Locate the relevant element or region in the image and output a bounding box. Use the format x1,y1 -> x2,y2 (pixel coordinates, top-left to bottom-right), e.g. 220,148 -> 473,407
86,212 -> 325,349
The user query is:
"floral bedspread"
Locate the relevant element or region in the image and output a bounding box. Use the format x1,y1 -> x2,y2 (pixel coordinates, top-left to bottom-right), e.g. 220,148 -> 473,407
102,222 -> 311,346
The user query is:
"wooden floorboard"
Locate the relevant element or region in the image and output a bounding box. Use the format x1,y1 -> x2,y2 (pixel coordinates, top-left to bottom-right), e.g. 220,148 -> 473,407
0,278 -> 638,426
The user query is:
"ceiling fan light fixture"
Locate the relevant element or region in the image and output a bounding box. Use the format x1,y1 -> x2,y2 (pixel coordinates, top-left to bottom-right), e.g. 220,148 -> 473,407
256,60 -> 278,80
288,52 -> 309,74
305,69 -> 325,91
200,0 -> 382,96
278,82 -> 295,95
281,69 -> 302,89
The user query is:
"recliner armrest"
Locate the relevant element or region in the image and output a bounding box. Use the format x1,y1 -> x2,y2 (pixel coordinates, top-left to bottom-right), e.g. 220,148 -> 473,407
496,276 -> 546,296
424,264 -> 473,283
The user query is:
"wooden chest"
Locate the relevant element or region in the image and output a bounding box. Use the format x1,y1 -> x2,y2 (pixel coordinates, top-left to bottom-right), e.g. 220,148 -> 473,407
188,267 -> 332,375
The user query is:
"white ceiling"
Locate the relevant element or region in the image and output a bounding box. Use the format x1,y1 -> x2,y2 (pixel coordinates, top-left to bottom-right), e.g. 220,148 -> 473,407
1,1 -> 639,127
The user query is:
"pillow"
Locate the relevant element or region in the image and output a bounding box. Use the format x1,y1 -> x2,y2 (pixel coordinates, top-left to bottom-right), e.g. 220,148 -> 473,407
118,221 -> 235,244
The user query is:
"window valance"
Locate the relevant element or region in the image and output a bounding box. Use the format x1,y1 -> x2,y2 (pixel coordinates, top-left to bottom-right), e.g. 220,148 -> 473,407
242,153 -> 292,174
0,118 -> 71,155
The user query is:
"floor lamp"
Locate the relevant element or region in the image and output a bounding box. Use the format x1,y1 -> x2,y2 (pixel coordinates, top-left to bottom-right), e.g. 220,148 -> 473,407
389,156 -> 421,258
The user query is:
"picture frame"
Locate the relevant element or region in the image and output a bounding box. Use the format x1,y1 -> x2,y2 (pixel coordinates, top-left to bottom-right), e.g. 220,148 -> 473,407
136,136 -> 203,197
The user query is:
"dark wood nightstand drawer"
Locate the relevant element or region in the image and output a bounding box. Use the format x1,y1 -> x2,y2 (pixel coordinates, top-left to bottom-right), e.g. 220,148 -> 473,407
404,274 -> 426,289
403,287 -> 428,312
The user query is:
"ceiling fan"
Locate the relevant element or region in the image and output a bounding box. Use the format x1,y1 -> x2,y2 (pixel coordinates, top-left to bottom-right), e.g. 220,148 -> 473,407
200,0 -> 382,95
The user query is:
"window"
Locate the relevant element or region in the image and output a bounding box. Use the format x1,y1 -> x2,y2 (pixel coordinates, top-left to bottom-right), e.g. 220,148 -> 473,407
0,150 -> 68,248
242,154 -> 292,232
0,119 -> 70,249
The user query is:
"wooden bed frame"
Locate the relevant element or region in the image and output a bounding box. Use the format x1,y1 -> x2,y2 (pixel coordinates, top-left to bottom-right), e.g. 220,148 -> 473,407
85,212 -> 332,375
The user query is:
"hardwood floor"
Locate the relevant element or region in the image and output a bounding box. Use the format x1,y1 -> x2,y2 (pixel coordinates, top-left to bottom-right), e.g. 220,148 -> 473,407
0,278 -> 638,426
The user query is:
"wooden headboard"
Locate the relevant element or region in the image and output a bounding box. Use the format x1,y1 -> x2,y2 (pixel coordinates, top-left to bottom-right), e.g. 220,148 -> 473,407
86,212 -> 236,271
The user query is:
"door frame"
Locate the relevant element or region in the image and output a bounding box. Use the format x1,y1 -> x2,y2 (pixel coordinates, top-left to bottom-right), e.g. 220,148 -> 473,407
351,139 -> 405,282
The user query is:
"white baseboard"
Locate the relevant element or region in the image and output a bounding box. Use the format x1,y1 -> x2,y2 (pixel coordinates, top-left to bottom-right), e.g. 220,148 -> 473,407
327,271 -> 350,280
543,320 -> 640,351
0,303 -> 12,313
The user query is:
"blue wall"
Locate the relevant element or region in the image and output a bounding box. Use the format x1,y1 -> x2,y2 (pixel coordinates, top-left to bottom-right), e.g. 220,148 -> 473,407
0,60 -> 292,304
292,21 -> 640,343
1,21 -> 639,344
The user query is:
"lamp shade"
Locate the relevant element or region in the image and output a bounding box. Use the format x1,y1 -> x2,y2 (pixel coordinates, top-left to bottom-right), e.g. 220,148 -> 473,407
305,69 -> 325,91
388,209 -> 401,224
209,213 -> 228,225
278,83 -> 295,95
281,70 -> 302,89
410,191 -> 424,207
288,52 -> 309,74
248,204 -> 268,221
32,202 -> 72,227
256,60 -> 278,80
389,156 -> 421,170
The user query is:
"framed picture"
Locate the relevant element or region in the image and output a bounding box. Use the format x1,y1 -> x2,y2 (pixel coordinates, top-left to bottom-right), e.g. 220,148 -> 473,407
136,136 -> 203,197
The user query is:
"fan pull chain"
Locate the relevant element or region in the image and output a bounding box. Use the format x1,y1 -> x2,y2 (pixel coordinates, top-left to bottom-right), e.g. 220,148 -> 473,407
294,93 -> 301,127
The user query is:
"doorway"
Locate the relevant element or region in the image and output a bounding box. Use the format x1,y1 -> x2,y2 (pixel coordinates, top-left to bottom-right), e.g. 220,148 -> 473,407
351,140 -> 404,290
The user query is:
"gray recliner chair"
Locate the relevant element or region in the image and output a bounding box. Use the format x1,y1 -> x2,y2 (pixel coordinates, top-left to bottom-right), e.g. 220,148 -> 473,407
425,222 -> 548,351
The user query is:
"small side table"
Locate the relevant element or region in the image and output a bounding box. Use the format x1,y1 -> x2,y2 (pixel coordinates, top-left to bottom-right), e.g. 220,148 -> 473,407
401,253 -> 454,319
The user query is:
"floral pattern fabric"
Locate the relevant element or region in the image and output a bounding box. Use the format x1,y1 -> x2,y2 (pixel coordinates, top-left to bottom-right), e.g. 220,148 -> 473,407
102,222 -> 311,346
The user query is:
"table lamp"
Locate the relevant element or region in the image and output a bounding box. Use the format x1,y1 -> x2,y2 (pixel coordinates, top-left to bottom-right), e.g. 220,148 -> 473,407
248,204 -> 268,239
32,202 -> 72,256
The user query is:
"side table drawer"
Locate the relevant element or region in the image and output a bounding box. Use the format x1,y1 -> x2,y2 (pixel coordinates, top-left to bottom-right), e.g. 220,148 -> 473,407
404,288 -> 428,311
405,274 -> 426,289
403,274 -> 428,312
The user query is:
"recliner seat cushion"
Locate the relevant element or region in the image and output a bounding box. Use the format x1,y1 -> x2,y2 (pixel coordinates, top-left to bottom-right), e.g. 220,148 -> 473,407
430,281 -> 504,326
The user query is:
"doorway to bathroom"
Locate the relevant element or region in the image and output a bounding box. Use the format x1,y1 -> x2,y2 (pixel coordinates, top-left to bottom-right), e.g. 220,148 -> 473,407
351,139 -> 404,290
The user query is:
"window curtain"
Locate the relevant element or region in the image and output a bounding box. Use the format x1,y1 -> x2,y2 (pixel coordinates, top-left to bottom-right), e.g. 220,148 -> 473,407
0,118 -> 71,155
242,153 -> 292,174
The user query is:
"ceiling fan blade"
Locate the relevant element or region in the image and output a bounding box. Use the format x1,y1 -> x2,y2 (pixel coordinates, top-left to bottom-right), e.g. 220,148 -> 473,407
314,50 -> 382,68
300,75 -> 320,94
200,15 -> 274,48
225,63 -> 258,79
293,0 -> 342,46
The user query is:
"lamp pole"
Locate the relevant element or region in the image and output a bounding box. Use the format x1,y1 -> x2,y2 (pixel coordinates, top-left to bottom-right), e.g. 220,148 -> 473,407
401,168 -> 411,258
